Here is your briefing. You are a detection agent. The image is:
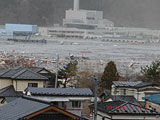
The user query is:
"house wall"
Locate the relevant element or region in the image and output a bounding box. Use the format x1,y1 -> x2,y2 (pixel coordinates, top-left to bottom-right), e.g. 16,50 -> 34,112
0,79 -> 12,89
111,85 -> 160,102
66,99 -> 91,118
13,80 -> 45,91
111,85 -> 137,97
81,100 -> 91,118
146,101 -> 160,120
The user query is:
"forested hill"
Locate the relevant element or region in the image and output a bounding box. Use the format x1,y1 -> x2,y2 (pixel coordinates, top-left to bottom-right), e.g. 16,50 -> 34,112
0,0 -> 160,29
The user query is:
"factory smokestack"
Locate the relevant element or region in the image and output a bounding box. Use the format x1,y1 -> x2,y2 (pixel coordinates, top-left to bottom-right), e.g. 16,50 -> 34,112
74,0 -> 79,11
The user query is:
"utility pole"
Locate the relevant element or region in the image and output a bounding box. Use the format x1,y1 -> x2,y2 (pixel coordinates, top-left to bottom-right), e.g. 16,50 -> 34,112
94,76 -> 98,120
55,54 -> 59,88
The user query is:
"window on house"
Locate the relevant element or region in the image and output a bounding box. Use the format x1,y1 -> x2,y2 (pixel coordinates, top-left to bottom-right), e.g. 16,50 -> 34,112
123,89 -> 126,95
72,101 -> 81,108
102,117 -> 105,120
28,83 -> 38,87
120,89 -> 126,95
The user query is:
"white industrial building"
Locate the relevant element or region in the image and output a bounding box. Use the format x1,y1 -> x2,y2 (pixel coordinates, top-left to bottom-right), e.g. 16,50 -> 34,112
48,0 -> 114,38
63,0 -> 114,29
46,0 -> 160,43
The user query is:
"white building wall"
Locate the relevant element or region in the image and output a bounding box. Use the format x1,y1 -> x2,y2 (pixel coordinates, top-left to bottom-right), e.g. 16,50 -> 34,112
66,10 -> 87,22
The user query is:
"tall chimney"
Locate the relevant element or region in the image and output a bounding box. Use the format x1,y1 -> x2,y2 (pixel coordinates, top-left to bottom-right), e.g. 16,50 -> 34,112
74,0 -> 79,11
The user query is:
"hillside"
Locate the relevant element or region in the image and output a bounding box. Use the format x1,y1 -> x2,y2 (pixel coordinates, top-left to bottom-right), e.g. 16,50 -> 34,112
0,0 -> 160,29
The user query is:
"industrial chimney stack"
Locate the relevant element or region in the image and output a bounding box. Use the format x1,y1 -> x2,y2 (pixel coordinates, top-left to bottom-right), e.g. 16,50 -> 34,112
74,0 -> 79,11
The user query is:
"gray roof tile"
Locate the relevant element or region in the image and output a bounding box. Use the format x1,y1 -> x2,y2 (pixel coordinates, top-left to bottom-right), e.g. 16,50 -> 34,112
0,85 -> 22,97
0,67 -> 48,81
110,95 -> 139,105
90,100 -> 159,115
112,81 -> 159,88
0,97 -> 49,120
11,69 -> 48,80
113,81 -> 141,87
27,87 -> 93,96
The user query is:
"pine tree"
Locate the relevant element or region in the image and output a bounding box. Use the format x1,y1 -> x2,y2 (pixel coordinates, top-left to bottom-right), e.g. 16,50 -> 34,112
101,61 -> 119,90
141,61 -> 160,84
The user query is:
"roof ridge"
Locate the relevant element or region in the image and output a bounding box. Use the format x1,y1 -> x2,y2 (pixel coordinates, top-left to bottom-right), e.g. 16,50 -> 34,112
25,68 -> 48,79
11,68 -> 48,79
11,69 -> 27,78
29,87 -> 91,89
22,95 -> 51,105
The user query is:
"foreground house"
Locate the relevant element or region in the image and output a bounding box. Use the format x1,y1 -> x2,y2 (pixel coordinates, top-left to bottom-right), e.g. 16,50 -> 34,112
25,87 -> 93,118
111,81 -> 160,101
0,96 -> 87,120
90,100 -> 159,120
0,67 -> 49,91
145,94 -> 160,120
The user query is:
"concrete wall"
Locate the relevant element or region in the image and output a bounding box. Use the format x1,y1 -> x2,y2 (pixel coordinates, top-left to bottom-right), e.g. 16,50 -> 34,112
66,10 -> 87,21
13,80 -> 45,91
81,100 -> 91,118
0,79 -> 12,89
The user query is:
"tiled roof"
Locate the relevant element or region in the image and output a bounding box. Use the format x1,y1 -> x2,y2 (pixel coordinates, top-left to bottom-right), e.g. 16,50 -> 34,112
0,85 -> 22,97
0,97 -> 50,120
11,69 -> 48,80
0,67 -> 23,78
5,97 -> 21,103
112,81 -> 159,88
95,100 -> 125,113
0,67 -> 48,81
113,81 -> 141,87
110,102 -> 159,115
145,94 -> 160,104
27,87 -> 93,96
0,85 -> 23,103
110,95 -> 139,105
90,100 -> 159,115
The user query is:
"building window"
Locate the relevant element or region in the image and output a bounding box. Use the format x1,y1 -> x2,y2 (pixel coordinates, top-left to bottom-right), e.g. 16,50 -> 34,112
123,89 -> 126,95
102,117 -> 105,120
28,83 -> 38,87
120,89 -> 126,95
72,101 -> 81,108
